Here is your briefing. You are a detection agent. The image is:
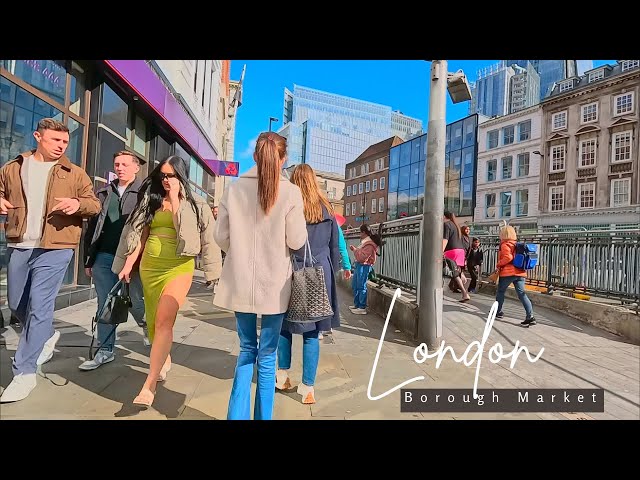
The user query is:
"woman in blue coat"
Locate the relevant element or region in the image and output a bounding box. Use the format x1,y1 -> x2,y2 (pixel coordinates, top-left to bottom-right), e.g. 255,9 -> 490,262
276,164 -> 341,405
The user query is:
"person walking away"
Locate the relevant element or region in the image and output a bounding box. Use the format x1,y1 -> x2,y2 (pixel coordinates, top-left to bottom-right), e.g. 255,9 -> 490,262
213,132 -> 307,420
349,224 -> 381,314
443,211 -> 470,302
79,150 -> 149,371
466,237 -> 483,293
0,118 -> 100,403
276,164 -> 341,405
494,225 -> 535,326
113,155 -> 221,407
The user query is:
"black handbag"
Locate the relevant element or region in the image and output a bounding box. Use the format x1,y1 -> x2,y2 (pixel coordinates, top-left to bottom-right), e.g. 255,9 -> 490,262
88,280 -> 132,359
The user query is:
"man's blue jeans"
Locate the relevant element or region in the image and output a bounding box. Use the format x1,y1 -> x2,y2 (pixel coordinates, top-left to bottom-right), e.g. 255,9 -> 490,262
352,262 -> 372,309
92,252 -> 145,352
277,329 -> 319,386
496,275 -> 534,319
227,312 -> 285,420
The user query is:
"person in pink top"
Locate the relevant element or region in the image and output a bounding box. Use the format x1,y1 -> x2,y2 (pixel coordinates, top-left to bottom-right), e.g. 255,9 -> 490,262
348,224 -> 381,315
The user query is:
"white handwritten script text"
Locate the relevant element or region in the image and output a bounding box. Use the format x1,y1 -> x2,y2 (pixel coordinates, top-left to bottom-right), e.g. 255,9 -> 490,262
367,289 -> 545,400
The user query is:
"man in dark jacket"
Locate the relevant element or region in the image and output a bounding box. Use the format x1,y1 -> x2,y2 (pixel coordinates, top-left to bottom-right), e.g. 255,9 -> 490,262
466,237 -> 484,293
79,150 -> 147,371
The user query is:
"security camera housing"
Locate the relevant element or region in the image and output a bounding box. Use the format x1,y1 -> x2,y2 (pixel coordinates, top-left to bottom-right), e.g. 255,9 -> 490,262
447,71 -> 472,103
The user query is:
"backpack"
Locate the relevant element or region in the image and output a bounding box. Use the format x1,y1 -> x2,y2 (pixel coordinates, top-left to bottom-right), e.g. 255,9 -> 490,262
512,242 -> 539,270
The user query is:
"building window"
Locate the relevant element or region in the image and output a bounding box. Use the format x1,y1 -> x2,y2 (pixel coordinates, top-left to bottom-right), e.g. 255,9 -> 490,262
579,139 -> 597,167
379,177 -> 385,189
518,120 -> 531,142
578,182 -> 595,209
372,178 -> 377,191
551,145 -> 565,172
517,153 -> 530,177
614,92 -> 634,115
352,201 -> 356,214
378,197 -> 384,213
611,178 -> 631,207
552,111 -> 567,131
487,130 -> 499,149
581,102 -> 598,124
359,182 -> 363,194
365,180 -> 370,192
516,189 -> 528,216
487,159 -> 497,181
501,191 -> 512,217
503,125 -> 514,145
346,203 -> 350,216
621,60 -> 640,72
588,69 -> 605,83
371,198 -> 377,214
559,79 -> 573,93
549,186 -> 565,211
612,131 -> 632,162
485,193 -> 496,218
360,199 -> 365,214
346,185 -> 351,197
502,156 -> 512,179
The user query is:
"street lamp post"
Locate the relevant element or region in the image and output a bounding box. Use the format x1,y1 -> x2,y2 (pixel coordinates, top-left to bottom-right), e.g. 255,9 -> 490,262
268,116 -> 279,132
418,61 -> 471,348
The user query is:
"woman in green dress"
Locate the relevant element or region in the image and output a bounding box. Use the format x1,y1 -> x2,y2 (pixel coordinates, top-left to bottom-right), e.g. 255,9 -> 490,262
113,155 -> 221,407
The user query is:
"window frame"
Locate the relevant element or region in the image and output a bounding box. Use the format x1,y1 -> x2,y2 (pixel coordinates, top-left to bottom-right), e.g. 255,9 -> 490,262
578,181 -> 596,210
549,185 -> 565,212
613,92 -> 634,116
610,178 -> 631,207
611,130 -> 633,163
579,139 -> 597,168
550,145 -> 566,173
552,110 -> 567,131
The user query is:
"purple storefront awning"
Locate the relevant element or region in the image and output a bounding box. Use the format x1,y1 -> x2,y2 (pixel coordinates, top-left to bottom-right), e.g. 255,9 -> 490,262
104,60 -> 238,177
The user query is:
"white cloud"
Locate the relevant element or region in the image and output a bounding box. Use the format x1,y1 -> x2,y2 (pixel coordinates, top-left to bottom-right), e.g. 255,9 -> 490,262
239,136 -> 258,159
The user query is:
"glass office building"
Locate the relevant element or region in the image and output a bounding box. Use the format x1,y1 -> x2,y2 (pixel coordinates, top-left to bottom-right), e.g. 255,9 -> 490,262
387,114 -> 479,221
281,85 -> 422,176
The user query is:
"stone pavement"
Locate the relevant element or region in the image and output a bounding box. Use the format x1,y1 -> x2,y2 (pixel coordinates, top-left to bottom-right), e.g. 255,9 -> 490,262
0,278 -> 638,420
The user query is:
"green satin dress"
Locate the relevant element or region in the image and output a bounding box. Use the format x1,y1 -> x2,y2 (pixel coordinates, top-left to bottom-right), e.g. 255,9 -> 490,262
139,210 -> 195,342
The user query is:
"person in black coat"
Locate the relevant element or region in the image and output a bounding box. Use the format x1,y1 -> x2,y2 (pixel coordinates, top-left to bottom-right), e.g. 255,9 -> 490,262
276,165 -> 341,405
466,237 -> 484,293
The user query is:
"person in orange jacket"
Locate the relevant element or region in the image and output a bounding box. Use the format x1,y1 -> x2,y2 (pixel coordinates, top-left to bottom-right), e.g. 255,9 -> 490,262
494,225 -> 535,327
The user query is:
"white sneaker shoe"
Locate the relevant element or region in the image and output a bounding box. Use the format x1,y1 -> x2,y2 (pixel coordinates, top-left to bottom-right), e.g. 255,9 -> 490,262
352,308 -> 367,315
36,330 -> 61,366
142,327 -> 151,347
275,369 -> 291,390
0,373 -> 37,403
297,383 -> 316,404
78,350 -> 115,371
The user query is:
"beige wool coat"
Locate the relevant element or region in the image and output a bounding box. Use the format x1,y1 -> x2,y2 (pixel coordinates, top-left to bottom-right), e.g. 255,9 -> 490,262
213,165 -> 307,314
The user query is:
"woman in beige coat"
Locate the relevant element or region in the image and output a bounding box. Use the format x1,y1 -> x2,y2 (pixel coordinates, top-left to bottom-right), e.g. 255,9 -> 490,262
113,155 -> 221,407
213,132 -> 307,420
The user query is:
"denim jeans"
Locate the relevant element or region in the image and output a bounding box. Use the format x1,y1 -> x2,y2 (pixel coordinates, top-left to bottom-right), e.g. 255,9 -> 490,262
277,329 -> 319,386
352,262 -> 372,309
92,252 -> 145,352
496,276 -> 534,319
227,312 -> 285,420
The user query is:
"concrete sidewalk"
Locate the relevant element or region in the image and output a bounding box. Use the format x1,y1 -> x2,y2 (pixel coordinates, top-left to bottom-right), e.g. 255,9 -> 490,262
1,278 -> 638,420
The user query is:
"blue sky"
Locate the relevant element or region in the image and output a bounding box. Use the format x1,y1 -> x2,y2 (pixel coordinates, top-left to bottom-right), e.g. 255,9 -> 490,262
229,60 -> 613,175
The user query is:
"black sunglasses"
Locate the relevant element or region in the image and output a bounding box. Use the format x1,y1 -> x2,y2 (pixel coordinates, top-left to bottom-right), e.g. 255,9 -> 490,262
160,173 -> 177,180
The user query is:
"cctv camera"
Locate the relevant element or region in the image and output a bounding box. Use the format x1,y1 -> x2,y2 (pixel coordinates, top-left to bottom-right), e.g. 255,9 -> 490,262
447,71 -> 472,104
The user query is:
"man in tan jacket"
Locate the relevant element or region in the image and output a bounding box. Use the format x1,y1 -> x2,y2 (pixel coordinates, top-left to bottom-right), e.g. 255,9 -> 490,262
0,118 -> 100,403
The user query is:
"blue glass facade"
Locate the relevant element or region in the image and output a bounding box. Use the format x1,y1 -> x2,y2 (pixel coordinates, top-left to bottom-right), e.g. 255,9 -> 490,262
282,85 -> 422,175
387,114 -> 479,221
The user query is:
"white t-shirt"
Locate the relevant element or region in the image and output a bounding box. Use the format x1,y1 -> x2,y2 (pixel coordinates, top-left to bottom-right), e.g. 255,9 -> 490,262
8,155 -> 58,248
117,185 -> 126,197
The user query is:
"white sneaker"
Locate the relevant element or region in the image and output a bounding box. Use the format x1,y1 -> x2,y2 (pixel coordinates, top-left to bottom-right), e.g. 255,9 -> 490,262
142,327 -> 151,347
352,308 -> 367,315
297,383 -> 316,404
275,369 -> 291,390
36,330 -> 61,366
78,350 -> 115,371
0,373 -> 37,403
318,332 -> 324,340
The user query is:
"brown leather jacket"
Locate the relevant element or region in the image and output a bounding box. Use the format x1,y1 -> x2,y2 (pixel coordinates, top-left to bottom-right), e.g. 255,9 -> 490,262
0,150 -> 101,249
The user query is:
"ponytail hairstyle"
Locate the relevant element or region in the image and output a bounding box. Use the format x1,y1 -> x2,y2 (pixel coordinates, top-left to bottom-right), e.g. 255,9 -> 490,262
254,131 -> 287,215
444,210 -> 461,239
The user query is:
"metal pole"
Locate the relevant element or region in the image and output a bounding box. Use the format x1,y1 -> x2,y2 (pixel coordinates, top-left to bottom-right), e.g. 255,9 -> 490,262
418,60 -> 447,348
269,118 -> 273,132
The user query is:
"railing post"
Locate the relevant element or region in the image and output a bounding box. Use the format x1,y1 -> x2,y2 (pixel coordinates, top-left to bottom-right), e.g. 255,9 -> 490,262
546,238 -> 555,295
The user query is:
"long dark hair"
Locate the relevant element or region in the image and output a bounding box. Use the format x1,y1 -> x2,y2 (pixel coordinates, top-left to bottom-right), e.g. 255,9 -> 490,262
360,224 -> 382,248
128,155 -> 202,231
444,210 -> 461,239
